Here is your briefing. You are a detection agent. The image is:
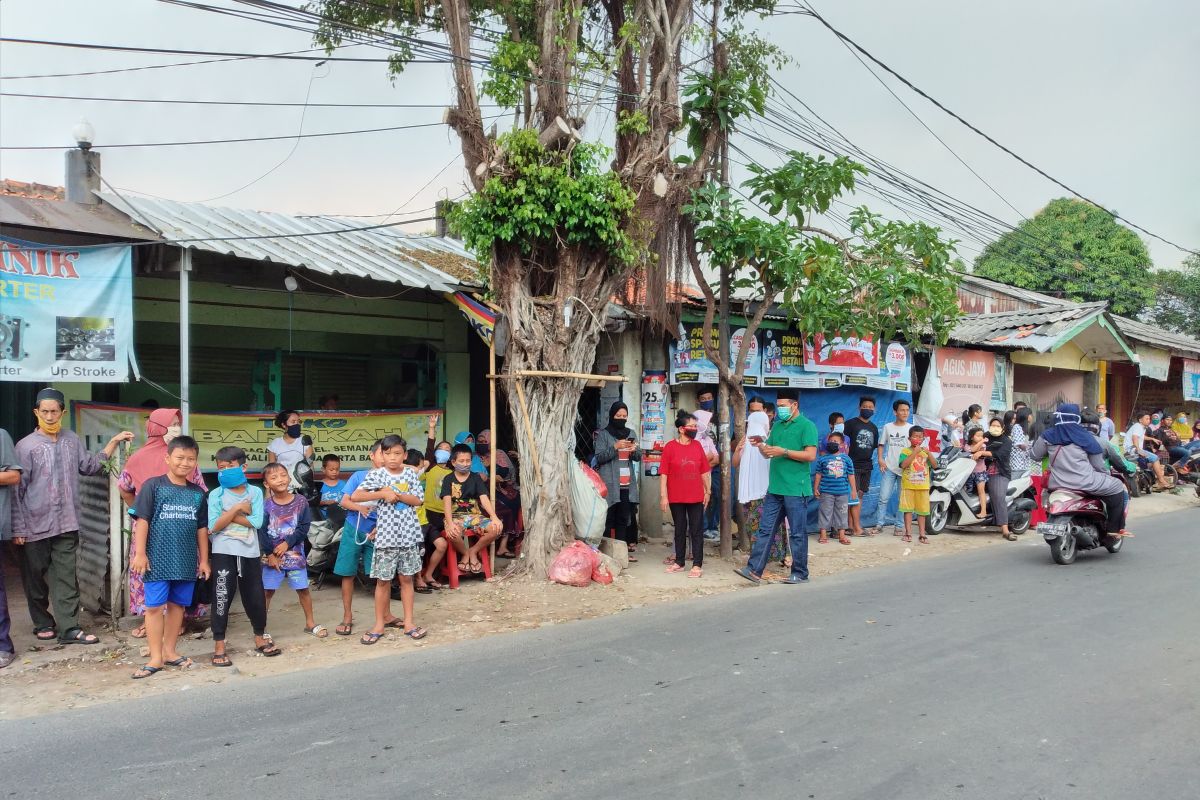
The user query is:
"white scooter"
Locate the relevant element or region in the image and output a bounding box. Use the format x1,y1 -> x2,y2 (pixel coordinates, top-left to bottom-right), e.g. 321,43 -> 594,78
927,446 -> 1037,534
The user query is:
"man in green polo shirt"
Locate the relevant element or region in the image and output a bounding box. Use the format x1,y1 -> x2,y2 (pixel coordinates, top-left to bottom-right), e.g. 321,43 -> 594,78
736,389 -> 818,585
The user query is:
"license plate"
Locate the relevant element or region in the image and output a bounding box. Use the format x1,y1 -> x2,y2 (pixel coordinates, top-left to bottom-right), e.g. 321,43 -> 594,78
1038,522 -> 1069,538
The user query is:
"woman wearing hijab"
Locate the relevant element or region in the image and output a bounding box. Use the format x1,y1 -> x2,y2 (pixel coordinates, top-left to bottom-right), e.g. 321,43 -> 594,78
1032,403 -> 1130,539
453,431 -> 487,474
594,402 -> 641,560
975,417 -> 1017,541
118,408 -> 207,638
476,429 -> 513,479
733,411 -> 786,566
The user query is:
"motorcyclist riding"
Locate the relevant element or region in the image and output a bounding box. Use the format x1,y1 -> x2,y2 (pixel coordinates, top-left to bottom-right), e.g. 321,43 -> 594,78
1031,402 -> 1132,539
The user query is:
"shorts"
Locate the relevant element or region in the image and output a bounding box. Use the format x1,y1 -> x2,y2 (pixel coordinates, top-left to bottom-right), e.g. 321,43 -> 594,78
143,579 -> 195,608
263,565 -> 310,591
370,546 -> 423,580
818,493 -> 849,530
333,521 -> 375,577
854,466 -> 873,495
899,487 -> 930,516
970,471 -> 989,487
452,514 -> 488,531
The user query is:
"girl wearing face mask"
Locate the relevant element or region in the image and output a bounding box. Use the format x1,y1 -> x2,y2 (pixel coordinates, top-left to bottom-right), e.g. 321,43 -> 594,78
594,401 -> 642,561
118,408 -> 207,638
981,417 -> 1017,541
659,411 -> 711,578
267,410 -> 314,475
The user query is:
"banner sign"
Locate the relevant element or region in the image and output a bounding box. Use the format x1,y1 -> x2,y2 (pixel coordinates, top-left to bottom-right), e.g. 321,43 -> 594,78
74,403 -> 438,472
669,323 -> 761,386
935,347 -> 995,418
0,236 -> 134,382
1136,346 -> 1172,382
761,329 -> 910,391
639,370 -> 668,451
1184,360 -> 1200,403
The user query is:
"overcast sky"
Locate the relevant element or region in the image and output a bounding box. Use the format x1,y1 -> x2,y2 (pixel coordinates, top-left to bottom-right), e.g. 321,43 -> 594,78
1,0 -> 1196,268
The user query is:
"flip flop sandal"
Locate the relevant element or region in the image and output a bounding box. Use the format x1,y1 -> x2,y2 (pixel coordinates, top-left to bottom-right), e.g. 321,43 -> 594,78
426,580 -> 444,590
839,537 -> 852,545
335,623 -> 354,636
164,656 -> 193,668
211,653 -> 233,668
818,537 -> 829,544
255,643 -> 282,657
131,665 -> 162,680
383,619 -> 405,629
34,628 -> 57,641
130,625 -> 148,639
60,630 -> 100,645
665,564 -> 686,573
687,567 -> 703,578
902,533 -> 913,542
469,561 -> 483,574
403,627 -> 427,640
414,585 -> 433,594
305,625 -> 329,638
360,632 -> 383,646
918,536 -> 929,544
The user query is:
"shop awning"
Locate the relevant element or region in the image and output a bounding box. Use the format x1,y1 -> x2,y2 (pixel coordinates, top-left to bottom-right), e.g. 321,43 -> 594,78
99,193 -> 480,293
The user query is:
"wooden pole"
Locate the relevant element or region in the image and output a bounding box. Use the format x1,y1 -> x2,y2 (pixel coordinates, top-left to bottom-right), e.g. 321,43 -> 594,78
512,378 -> 544,484
489,333 -> 497,573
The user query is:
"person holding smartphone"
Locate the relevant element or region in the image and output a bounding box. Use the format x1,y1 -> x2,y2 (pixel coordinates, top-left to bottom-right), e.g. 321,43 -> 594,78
594,402 -> 642,560
733,410 -> 782,567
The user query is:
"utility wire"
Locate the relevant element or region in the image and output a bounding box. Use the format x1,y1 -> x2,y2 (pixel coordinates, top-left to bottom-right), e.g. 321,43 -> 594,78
0,91 -> 500,109
0,37 -> 452,63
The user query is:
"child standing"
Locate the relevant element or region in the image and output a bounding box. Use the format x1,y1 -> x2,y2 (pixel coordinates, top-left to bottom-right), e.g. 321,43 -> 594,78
813,431 -> 857,546
351,434 -> 428,643
129,436 -> 210,679
898,428 -> 933,544
207,446 -> 279,666
331,440 -> 384,636
965,428 -> 989,517
318,454 -> 347,522
260,462 -> 328,638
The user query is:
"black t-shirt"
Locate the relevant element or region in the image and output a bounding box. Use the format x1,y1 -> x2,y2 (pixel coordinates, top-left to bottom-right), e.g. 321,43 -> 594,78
843,418 -> 879,468
440,471 -> 489,516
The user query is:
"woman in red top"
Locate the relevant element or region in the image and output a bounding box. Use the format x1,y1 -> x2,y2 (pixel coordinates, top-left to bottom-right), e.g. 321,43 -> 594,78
659,411 -> 711,577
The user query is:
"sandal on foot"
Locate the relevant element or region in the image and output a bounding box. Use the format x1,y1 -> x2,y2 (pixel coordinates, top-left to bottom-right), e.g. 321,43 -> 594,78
34,627 -> 57,641
211,653 -> 233,668
839,536 -> 852,545
59,629 -> 100,645
414,584 -> 433,594
687,567 -> 703,578
255,642 -> 282,657
468,560 -> 483,574
425,580 -> 444,590
131,665 -> 162,680
665,564 -> 686,573
305,625 -> 329,639
164,656 -> 192,668
918,536 -> 929,544
360,632 -> 383,646
335,622 -> 353,636
403,626 -> 427,640
383,618 -> 405,629
902,533 -> 913,542
818,535 -> 829,544
130,625 -> 147,640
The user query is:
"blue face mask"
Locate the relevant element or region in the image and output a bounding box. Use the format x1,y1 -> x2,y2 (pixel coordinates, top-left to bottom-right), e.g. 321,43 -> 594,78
833,422 -> 845,433
698,399 -> 715,412
217,465 -> 246,489
435,449 -> 451,465
776,404 -> 793,422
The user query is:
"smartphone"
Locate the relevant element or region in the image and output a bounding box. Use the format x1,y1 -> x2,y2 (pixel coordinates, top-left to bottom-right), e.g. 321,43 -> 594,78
749,435 -> 764,445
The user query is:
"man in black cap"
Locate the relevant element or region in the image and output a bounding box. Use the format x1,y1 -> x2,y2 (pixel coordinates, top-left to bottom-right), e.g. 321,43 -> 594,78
13,388 -> 133,645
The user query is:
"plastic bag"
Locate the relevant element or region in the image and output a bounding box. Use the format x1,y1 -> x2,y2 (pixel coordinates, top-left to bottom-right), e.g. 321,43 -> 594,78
570,460 -> 607,545
548,541 -> 598,587
591,558 -> 614,585
579,462 -> 608,499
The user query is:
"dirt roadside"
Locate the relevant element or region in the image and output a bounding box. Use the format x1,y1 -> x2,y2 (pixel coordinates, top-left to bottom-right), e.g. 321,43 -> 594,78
1,491 -> 1193,719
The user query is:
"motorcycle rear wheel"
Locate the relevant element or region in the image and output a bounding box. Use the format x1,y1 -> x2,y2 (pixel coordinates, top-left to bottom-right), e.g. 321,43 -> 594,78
1049,520 -> 1077,565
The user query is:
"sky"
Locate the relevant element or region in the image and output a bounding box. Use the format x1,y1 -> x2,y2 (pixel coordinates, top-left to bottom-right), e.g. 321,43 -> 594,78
0,0 -> 1196,269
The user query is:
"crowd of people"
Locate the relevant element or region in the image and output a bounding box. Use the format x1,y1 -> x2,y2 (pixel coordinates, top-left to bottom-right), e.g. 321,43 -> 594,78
0,389 -> 523,675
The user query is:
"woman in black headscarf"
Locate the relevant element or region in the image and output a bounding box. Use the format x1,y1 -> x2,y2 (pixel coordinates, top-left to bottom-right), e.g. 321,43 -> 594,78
594,401 -> 642,560
976,416 -> 1017,541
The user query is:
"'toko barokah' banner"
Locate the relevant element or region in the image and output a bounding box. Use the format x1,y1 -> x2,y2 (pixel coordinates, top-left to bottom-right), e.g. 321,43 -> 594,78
0,236 -> 134,382
73,403 -> 439,472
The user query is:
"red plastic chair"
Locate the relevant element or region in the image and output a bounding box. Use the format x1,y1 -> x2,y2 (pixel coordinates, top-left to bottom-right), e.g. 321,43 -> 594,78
439,532 -> 493,589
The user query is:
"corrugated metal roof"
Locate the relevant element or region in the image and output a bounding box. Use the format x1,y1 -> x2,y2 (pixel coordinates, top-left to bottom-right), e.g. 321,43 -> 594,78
949,302 -> 1110,352
956,272 -> 1069,308
1112,315 -> 1200,359
98,193 -> 480,292
0,194 -> 162,240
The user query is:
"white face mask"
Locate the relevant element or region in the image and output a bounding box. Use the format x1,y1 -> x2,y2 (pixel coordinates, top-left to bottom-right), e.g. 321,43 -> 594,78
163,425 -> 182,444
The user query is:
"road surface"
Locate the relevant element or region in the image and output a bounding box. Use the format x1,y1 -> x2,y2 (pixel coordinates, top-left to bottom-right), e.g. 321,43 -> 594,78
2,509 -> 1198,799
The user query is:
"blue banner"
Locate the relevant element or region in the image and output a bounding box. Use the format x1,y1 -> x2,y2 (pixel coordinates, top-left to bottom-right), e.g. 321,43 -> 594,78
0,236 -> 134,382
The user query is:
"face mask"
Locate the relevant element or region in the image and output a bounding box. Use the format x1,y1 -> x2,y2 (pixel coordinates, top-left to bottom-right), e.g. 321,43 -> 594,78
833,422 -> 845,433
825,442 -> 841,454
776,405 -> 793,422
435,450 -> 451,465
682,428 -> 698,439
476,441 -> 491,455
453,462 -> 472,474
36,415 -> 62,435
217,466 -> 247,489
1177,416 -> 1187,424
989,427 -> 1003,436
286,424 -> 302,438
698,399 -> 714,412
1151,416 -> 1161,425
859,408 -> 874,420
163,424 -> 182,445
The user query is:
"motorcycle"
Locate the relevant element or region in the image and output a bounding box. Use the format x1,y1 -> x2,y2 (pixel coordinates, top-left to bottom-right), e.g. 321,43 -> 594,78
1036,489 -> 1124,565
928,446 -> 1037,535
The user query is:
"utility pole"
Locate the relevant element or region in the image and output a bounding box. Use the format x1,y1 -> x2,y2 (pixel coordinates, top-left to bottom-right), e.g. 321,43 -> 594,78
717,139 -> 733,560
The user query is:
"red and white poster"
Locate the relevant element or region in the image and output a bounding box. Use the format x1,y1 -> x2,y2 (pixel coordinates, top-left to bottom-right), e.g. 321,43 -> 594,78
804,334 -> 880,375
934,347 -> 995,417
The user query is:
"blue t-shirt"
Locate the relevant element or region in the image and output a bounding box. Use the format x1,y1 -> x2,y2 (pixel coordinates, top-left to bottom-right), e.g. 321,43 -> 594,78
132,474 -> 208,582
320,478 -> 347,519
342,470 -> 377,533
815,453 -> 855,496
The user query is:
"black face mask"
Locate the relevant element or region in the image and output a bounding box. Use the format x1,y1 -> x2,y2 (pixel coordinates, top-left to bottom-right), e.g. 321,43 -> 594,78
286,424 -> 302,439
859,408 -> 874,420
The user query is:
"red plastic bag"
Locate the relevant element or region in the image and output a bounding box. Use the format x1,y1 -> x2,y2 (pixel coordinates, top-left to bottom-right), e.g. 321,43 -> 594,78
579,462 -> 608,499
548,541 -> 599,587
591,560 -> 613,585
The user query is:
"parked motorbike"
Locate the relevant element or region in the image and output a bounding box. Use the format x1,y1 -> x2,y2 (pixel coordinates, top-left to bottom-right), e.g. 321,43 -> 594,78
927,446 -> 1037,534
1036,489 -> 1124,565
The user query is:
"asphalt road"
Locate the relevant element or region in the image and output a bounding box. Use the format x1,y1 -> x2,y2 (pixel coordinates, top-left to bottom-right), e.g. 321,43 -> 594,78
3,510 -> 1198,800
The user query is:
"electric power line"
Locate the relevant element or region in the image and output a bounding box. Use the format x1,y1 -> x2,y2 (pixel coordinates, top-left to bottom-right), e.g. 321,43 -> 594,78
0,91 -> 500,109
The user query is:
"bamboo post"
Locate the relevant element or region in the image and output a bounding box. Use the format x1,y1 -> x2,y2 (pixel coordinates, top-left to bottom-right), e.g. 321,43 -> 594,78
512,378 -> 544,484
108,446 -> 126,629
489,333 -> 497,573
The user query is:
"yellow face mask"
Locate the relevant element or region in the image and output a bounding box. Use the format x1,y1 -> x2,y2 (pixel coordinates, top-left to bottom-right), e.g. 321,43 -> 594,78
35,412 -> 62,435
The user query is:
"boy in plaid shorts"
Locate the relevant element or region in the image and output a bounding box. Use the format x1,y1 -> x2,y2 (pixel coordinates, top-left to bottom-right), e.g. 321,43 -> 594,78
351,434 -> 427,643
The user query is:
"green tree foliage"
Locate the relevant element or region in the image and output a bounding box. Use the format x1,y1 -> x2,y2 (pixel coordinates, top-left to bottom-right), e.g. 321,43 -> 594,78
973,198 -> 1155,316
1148,254 -> 1200,338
